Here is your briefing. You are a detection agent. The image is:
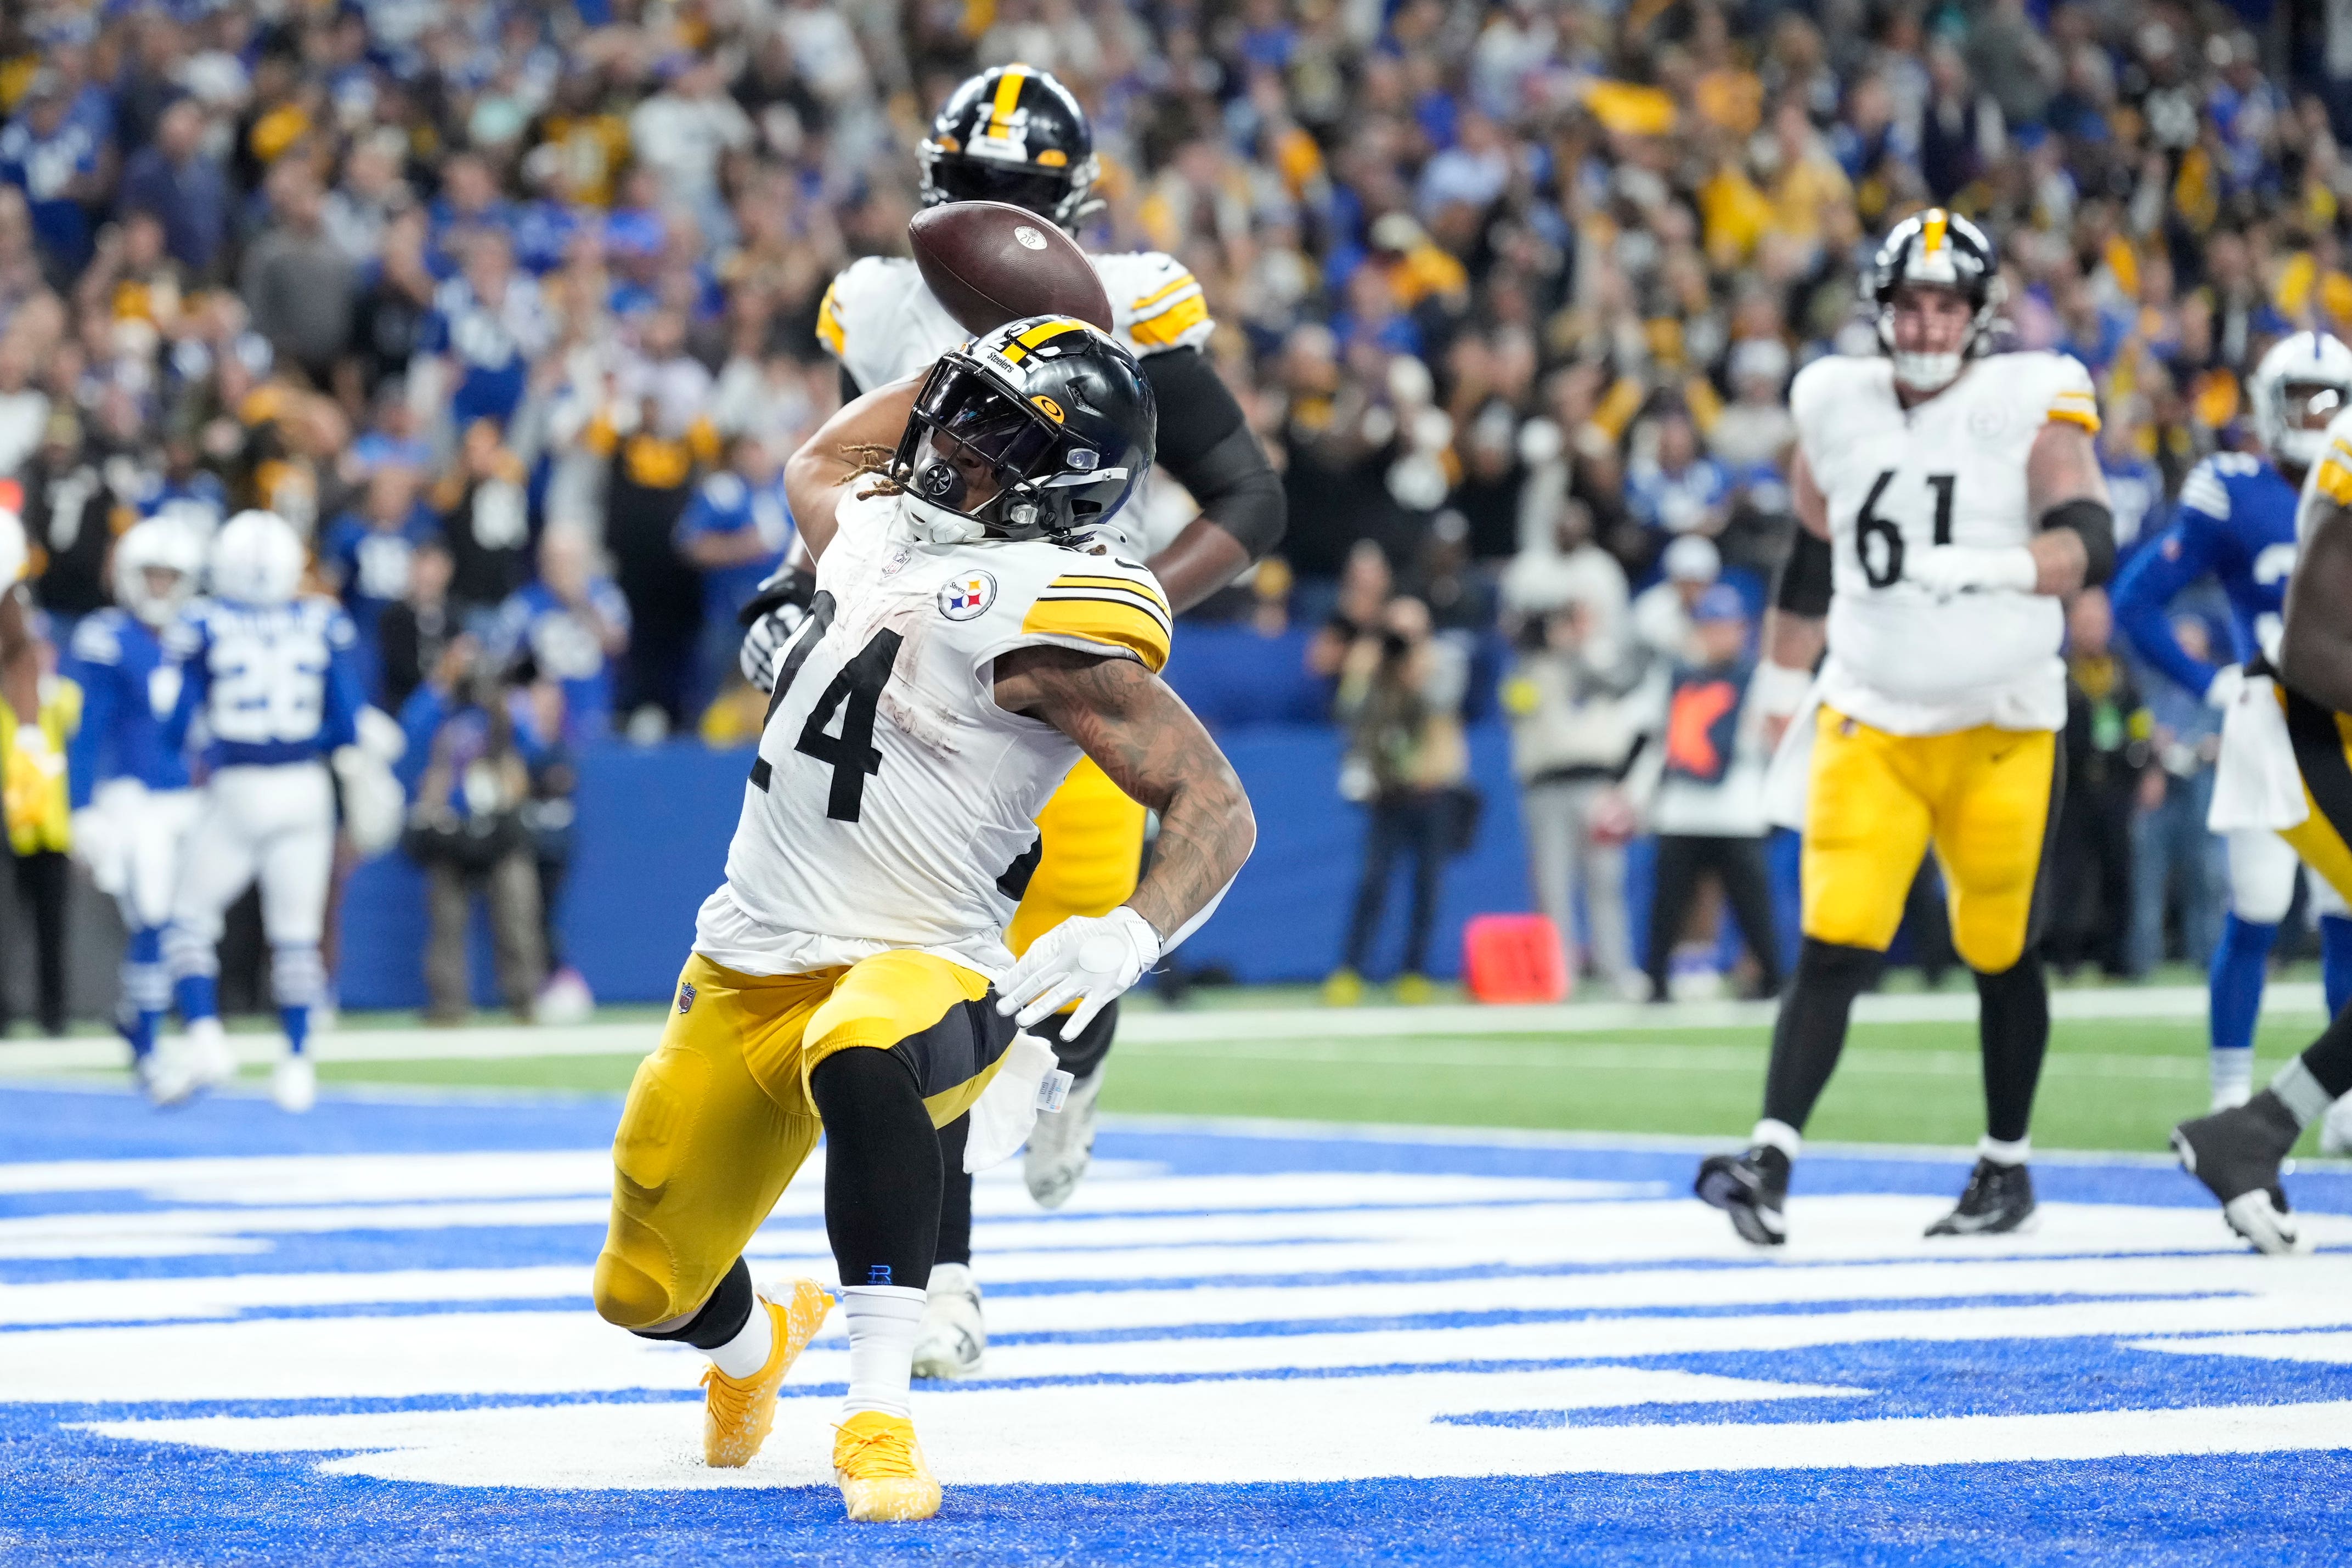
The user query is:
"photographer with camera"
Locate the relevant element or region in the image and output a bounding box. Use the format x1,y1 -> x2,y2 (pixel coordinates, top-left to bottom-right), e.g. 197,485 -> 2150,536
399,639 -> 546,1025
1325,595 -> 1474,1006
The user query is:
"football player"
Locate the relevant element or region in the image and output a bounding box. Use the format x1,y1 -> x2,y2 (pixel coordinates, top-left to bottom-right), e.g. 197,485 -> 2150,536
0,511 -> 52,854
66,518 -> 209,1103
1695,210 -> 2117,1244
2113,331 -> 2352,1119
160,510 -> 365,1114
590,317 -> 1254,1521
742,63 -> 1284,1379
2173,404 -> 2352,1251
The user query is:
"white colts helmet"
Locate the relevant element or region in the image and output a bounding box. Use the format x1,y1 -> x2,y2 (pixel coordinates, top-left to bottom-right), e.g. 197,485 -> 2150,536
2249,330 -> 2352,472
209,510 -> 307,606
112,517 -> 207,628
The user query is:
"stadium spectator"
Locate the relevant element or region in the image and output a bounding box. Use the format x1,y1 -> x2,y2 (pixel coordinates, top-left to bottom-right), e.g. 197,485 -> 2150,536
115,98 -> 227,279
240,163 -> 357,387
675,433 -> 793,712
488,527 -> 630,746
431,419 -> 534,625
377,538 -> 457,719
322,465 -> 436,701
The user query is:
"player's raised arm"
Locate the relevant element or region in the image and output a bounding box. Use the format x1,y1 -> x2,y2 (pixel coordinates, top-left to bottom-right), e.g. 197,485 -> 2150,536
989,644 -> 1256,1032
2283,487 -> 2352,712
1135,349 -> 1287,612
782,373 -> 926,562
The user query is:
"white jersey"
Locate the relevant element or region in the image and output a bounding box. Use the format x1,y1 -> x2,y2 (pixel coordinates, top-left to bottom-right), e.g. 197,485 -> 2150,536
815,249 -> 1215,556
1792,350 -> 2100,735
696,488 -> 1174,981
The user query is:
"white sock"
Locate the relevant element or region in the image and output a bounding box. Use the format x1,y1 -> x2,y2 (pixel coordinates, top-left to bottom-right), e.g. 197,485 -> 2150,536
2211,1047 -> 2255,1109
1751,1118 -> 1802,1159
1978,1133 -> 2030,1167
841,1285 -> 926,1418
707,1293 -> 775,1381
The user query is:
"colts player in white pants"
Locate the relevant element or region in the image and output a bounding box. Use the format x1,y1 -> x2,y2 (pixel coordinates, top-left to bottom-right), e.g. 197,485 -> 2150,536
161,511 -> 363,1113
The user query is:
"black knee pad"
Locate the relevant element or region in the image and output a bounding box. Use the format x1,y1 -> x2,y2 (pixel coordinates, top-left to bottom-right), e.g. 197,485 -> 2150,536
1048,998 -> 1119,1079
630,1254 -> 753,1349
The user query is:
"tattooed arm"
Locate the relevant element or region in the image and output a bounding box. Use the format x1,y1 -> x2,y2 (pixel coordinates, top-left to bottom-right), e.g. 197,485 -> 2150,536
782,373 -> 924,563
994,645 -> 1256,943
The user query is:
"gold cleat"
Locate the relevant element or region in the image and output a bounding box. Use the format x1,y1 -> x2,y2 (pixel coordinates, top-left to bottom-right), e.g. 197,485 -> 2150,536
701,1278 -> 833,1468
832,1410 -> 941,1521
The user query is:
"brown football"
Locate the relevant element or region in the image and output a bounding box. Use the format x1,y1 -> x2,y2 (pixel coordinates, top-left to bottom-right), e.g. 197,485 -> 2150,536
909,201 -> 1114,336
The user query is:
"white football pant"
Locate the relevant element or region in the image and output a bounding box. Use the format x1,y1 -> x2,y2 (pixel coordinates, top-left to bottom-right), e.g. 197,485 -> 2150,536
2226,827 -> 2349,926
165,763 -> 335,1011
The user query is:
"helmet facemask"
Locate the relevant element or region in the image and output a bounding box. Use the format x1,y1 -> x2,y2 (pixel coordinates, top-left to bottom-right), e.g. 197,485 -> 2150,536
917,145 -> 1102,230
893,357 -> 1099,544
1870,210 -> 2002,394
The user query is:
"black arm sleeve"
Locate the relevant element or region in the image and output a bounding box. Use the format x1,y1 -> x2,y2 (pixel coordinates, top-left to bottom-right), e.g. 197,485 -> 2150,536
1138,347 -> 1287,560
1775,529 -> 1834,617
837,363 -> 862,405
2040,497 -> 2116,587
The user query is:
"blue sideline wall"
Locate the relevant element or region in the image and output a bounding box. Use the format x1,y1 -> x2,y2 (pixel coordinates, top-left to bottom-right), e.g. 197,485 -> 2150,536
336,723 -> 1802,1010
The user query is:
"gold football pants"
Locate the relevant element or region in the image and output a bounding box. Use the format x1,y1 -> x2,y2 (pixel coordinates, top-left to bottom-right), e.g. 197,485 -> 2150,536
2283,688 -> 2352,905
1800,707 -> 2061,974
1007,755 -> 1148,958
591,949 -> 1008,1331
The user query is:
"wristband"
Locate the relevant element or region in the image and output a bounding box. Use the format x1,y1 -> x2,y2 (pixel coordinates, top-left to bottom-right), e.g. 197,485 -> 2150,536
1751,661 -> 1813,719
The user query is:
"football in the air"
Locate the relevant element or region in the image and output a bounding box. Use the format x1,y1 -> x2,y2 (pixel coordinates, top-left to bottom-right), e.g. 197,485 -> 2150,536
909,201 -> 1114,336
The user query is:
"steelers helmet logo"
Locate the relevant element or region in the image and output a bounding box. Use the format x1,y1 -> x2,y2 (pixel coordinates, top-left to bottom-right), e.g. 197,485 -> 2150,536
1030,394 -> 1066,424
938,570 -> 999,621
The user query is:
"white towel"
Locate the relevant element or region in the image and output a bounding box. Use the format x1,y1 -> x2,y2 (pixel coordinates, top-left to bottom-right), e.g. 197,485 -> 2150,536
962,1032 -> 1074,1173
1762,681 -> 1823,832
2207,673 -> 2309,832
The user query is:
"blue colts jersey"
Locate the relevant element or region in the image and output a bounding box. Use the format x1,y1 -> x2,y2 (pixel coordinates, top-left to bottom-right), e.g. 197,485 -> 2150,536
2111,452 -> 2300,698
163,598 -> 365,769
64,610 -> 191,808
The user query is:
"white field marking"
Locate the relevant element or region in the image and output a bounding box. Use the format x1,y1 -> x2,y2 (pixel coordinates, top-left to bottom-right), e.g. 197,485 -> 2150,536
74,1382 -> 2352,1488
7,1195 -> 2340,1328
0,982 -> 2320,1076
2131,1330 -> 2352,1364
1107,1037 -> 2219,1081
0,1170 -> 1653,1262
26,1285 -> 2352,1406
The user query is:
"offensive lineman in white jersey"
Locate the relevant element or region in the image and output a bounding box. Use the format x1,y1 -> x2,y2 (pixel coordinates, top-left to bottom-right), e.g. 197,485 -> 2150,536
588,314 -> 1255,1521
161,510 -> 366,1113
743,63 -> 1285,1379
1696,210 -> 2118,1244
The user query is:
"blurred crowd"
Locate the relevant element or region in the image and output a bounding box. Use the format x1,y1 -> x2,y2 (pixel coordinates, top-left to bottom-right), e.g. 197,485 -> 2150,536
0,0 -> 2345,1019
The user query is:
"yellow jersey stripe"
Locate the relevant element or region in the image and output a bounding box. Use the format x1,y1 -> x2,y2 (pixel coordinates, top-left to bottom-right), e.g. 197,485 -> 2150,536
815,281 -> 847,356
1049,573 -> 1170,611
1129,273 -> 1200,313
1038,587 -> 1172,635
1022,597 -> 1171,672
2045,405 -> 2101,433
988,67 -> 1028,139
2317,455 -> 2352,506
1129,294 -> 1211,347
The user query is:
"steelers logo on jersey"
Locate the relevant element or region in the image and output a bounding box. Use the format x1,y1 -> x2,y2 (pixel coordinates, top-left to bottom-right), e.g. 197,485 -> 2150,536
940,571 -> 999,620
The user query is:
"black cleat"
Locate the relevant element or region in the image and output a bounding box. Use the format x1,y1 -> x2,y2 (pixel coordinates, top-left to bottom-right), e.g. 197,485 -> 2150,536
1925,1158 -> 2036,1237
1695,1145 -> 1790,1247
2173,1091 -> 2305,1255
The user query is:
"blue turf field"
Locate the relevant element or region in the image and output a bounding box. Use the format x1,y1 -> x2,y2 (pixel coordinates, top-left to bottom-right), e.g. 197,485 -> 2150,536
4,1082 -> 2351,1565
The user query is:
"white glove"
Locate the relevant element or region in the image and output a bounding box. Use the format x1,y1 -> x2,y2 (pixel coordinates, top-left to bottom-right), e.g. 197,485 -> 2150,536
738,600 -> 808,693
996,906 -> 1161,1037
1907,545 -> 2038,597
2204,663 -> 2249,710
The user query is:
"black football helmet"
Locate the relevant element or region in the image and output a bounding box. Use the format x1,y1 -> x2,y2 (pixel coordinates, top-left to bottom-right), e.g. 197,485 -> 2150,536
891,314 -> 1156,544
918,64 -> 1100,231
1865,207 -> 2004,390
